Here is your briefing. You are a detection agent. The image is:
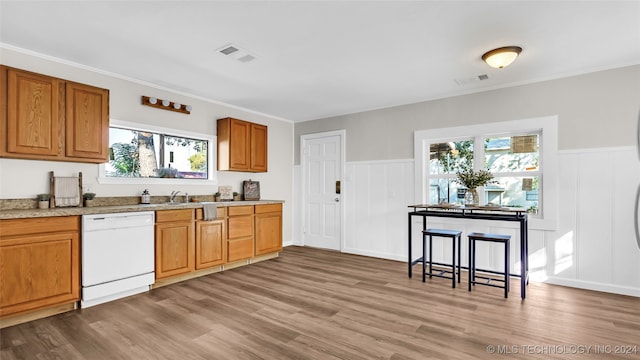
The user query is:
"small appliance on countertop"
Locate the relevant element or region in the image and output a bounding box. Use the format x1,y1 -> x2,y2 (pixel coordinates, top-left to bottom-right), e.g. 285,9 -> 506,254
141,189 -> 151,204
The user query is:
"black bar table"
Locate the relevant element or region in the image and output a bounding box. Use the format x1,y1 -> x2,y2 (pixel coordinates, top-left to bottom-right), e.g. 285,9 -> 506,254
408,204 -> 529,299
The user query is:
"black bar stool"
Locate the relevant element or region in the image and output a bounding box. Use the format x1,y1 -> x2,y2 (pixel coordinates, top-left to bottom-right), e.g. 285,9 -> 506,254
468,232 -> 511,298
422,229 -> 462,288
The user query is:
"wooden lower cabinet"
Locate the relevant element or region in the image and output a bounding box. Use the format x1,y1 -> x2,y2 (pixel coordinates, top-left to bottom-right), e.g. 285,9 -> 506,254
155,209 -> 195,279
255,204 -> 283,256
0,216 -> 80,318
227,205 -> 255,262
153,203 -> 282,282
195,219 -> 226,269
155,207 -> 229,283
228,238 -> 254,262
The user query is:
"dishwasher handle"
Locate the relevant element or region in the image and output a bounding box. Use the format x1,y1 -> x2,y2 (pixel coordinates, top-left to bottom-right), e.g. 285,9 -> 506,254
83,212 -> 154,232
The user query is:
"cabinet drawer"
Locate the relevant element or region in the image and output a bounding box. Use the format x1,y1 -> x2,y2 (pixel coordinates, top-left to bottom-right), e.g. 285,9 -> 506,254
155,209 -> 194,223
195,207 -> 226,220
227,215 -> 253,239
255,203 -> 282,214
0,216 -> 79,238
227,237 -> 253,262
228,205 -> 254,216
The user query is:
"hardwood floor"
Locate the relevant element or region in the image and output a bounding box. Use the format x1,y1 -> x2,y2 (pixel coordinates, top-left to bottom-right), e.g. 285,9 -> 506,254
1,246 -> 639,359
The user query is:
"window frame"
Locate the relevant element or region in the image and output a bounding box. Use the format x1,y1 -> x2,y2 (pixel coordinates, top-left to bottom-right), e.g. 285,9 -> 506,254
427,132 -> 541,206
98,119 -> 217,185
414,116 -> 558,230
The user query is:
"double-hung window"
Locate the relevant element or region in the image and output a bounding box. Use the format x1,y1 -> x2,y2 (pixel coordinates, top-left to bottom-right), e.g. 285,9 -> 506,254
429,133 -> 540,212
415,116 -> 558,228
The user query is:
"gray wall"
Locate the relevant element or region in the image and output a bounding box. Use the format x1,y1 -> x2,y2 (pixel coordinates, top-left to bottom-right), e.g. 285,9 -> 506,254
294,65 -> 640,164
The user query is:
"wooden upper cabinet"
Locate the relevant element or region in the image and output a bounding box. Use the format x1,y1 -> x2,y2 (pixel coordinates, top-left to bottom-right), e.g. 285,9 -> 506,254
3,67 -> 61,158
229,118 -> 250,170
0,66 -> 109,163
65,81 -> 109,161
217,117 -> 268,172
250,123 -> 268,172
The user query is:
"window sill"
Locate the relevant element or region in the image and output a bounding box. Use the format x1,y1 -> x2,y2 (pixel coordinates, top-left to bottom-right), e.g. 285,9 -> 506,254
97,177 -> 218,186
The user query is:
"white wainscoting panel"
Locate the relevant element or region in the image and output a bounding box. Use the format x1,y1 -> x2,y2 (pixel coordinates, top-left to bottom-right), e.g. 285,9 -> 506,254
611,150 -> 640,288
290,165 -> 302,247
545,147 -> 640,296
576,151 -> 613,284
294,147 -> 640,296
343,160 -> 414,261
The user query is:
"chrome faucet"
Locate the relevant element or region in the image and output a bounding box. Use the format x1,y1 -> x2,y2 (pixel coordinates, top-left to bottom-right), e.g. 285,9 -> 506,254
169,190 -> 181,203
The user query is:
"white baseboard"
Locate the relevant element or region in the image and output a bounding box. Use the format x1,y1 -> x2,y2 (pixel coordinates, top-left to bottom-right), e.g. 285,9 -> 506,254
342,247 -> 406,262
544,276 -> 640,297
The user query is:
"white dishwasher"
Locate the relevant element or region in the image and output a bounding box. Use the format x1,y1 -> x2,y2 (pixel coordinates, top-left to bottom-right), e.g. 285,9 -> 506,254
82,211 -> 155,308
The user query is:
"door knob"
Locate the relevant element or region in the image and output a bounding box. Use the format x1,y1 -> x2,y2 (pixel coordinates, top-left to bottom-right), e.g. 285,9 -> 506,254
335,198 -> 340,202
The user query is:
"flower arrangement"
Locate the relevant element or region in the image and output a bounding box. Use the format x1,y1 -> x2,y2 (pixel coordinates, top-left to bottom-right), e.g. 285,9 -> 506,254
455,169 -> 496,189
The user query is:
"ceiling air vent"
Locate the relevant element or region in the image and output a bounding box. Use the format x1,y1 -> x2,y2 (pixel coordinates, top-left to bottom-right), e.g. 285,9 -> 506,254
216,44 -> 256,63
238,54 -> 256,63
454,74 -> 489,85
219,46 -> 239,55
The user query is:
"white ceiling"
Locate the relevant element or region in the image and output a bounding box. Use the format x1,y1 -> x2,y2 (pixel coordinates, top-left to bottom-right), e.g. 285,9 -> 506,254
2,1 -> 639,122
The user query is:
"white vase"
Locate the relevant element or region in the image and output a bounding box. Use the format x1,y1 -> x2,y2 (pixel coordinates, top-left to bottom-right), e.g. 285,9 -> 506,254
38,200 -> 49,209
464,188 -> 479,205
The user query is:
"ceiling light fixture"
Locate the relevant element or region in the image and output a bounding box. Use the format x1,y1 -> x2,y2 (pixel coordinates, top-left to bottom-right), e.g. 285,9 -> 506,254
482,46 -> 522,69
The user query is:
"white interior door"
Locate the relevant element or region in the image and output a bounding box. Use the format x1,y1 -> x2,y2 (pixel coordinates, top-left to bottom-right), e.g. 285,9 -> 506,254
301,131 -> 344,251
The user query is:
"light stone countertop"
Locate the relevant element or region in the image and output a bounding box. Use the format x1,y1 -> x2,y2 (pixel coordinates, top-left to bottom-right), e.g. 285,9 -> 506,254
0,200 -> 284,220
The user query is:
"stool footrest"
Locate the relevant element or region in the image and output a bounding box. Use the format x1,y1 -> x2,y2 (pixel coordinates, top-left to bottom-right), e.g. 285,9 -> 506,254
472,274 -> 507,284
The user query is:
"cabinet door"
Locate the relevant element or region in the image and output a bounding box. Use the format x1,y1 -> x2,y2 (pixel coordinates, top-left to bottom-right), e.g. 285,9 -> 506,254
0,232 -> 79,316
155,222 -> 195,279
250,123 -> 268,172
195,220 -> 226,269
4,68 -> 61,157
255,208 -> 282,256
229,119 -> 251,171
65,81 -> 109,162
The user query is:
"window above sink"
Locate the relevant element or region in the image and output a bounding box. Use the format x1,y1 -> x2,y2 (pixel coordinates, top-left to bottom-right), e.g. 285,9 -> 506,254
98,119 -> 217,185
